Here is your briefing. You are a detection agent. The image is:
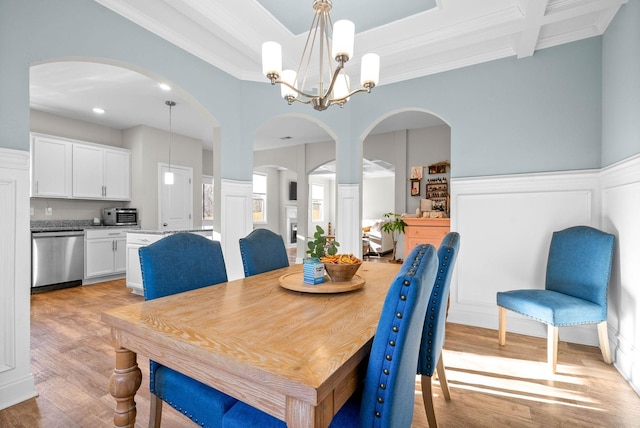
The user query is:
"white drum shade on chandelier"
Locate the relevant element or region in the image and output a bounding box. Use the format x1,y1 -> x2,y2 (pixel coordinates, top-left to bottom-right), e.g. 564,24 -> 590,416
261,0 -> 380,111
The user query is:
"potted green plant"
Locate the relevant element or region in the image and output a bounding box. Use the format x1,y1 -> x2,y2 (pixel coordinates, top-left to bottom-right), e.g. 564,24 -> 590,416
380,212 -> 407,263
306,225 -> 340,259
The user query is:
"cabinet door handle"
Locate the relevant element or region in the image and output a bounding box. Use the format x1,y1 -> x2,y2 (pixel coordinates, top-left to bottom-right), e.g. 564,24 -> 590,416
114,240 -> 117,251
104,185 -> 107,197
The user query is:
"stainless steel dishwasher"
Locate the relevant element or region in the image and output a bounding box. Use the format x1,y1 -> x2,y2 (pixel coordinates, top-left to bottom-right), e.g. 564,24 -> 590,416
31,230 -> 84,292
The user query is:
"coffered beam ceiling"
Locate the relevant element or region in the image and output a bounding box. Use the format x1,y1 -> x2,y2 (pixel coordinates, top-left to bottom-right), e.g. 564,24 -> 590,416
95,0 -> 627,86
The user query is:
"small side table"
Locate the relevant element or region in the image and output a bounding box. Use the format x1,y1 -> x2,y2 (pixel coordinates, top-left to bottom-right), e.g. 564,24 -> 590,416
362,237 -> 370,259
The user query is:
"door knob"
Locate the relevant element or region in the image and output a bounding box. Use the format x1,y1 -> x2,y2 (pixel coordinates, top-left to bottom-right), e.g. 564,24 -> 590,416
163,223 -> 168,227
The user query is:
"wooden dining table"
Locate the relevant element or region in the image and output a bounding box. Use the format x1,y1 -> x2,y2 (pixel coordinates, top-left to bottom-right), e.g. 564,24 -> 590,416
101,261 -> 402,428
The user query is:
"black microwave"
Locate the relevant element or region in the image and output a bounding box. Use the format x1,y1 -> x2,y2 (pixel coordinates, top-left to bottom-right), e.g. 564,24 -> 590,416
102,208 -> 138,226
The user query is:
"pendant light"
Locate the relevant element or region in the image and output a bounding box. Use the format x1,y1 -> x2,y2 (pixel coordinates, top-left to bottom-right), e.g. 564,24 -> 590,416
164,100 -> 176,185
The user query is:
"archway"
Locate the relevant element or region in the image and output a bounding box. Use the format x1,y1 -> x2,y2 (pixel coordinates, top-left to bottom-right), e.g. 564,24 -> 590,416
361,109 -> 452,260
29,59 -> 221,231
253,114 -> 337,263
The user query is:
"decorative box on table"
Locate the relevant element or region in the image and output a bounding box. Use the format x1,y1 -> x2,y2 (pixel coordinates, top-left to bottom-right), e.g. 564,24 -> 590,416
303,259 -> 325,285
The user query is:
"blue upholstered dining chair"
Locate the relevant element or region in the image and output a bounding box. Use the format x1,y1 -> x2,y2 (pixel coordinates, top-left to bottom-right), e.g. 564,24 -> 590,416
496,226 -> 615,373
418,231 -> 460,428
239,228 -> 289,277
221,243 -> 439,428
138,233 -> 238,427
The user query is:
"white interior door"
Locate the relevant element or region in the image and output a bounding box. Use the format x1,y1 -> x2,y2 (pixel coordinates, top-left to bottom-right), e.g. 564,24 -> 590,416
158,164 -> 193,231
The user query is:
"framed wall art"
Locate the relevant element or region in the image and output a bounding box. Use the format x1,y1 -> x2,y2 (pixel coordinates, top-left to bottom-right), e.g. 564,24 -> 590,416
410,179 -> 421,196
410,166 -> 423,180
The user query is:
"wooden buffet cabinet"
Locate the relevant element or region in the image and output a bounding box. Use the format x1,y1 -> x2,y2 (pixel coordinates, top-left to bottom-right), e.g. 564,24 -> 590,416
403,217 -> 450,256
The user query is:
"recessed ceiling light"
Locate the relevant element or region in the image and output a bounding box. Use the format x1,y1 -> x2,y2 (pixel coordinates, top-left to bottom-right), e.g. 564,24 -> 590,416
159,83 -> 171,91
92,107 -> 105,114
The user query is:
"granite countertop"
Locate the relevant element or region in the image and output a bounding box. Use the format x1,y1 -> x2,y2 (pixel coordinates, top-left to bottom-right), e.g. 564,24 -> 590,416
129,229 -> 213,235
30,220 -> 140,232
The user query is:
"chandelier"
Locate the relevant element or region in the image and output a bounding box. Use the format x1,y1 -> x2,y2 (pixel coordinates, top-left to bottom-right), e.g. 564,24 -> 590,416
261,0 -> 380,111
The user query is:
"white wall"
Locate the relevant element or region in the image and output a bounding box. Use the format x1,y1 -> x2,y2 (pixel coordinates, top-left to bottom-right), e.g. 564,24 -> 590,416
600,155 -> 640,394
30,109 -> 124,148
362,176 -> 394,220
0,149 -> 34,408
123,125 -> 203,230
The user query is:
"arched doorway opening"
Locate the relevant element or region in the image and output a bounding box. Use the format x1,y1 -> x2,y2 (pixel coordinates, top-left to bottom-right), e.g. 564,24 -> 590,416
29,59 -> 221,232
361,109 -> 451,260
253,114 -> 337,263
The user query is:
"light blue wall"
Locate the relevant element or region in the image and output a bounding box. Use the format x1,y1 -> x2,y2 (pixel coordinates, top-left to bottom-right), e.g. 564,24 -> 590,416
602,0 -> 640,166
0,0 -> 244,179
1,0 -> 638,183
347,39 -> 603,178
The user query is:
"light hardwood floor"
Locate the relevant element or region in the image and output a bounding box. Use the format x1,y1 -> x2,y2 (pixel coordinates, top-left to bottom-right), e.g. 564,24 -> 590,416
1,279 -> 638,427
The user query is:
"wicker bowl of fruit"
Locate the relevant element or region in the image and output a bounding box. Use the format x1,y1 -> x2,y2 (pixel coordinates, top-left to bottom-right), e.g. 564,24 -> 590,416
320,254 -> 362,282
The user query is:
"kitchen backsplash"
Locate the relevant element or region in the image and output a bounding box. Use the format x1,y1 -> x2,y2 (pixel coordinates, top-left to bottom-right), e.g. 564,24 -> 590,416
30,198 -> 129,221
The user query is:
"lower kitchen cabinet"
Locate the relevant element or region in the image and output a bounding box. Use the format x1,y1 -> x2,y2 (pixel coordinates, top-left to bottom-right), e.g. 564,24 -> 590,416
126,230 -> 214,295
126,233 -> 163,296
85,229 -> 127,279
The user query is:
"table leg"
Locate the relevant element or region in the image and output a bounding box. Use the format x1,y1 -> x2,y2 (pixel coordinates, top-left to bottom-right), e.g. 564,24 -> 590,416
286,395 -> 333,428
108,347 -> 142,428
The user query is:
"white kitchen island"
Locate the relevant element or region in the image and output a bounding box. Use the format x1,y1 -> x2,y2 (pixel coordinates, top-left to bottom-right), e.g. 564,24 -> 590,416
125,229 -> 217,295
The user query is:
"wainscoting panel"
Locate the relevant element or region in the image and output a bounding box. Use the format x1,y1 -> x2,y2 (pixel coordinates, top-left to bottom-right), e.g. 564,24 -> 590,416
449,170 -> 601,345
600,154 -> 640,395
337,184 -> 361,257
220,179 -> 252,281
0,149 -> 35,410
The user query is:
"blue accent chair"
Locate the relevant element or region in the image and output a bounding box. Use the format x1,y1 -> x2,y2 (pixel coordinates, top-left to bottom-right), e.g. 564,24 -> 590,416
418,232 -> 460,428
139,233 -> 238,427
239,228 -> 290,277
221,243 -> 439,428
496,226 -> 615,373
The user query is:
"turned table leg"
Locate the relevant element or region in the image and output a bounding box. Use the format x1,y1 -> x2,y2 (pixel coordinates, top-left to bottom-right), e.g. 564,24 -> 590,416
108,347 -> 142,428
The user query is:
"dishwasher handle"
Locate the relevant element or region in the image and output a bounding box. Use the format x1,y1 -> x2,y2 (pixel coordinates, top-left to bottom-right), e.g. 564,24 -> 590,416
32,230 -> 84,238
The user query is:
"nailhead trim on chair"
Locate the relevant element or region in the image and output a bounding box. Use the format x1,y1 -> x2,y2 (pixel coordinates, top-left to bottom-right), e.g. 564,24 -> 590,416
373,244 -> 429,420
423,247 -> 452,371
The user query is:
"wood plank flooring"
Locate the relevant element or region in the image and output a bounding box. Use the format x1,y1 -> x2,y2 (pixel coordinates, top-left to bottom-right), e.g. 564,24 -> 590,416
1,279 -> 638,427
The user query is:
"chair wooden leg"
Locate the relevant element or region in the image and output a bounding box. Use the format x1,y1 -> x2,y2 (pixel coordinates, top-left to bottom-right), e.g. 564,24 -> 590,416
435,355 -> 451,401
547,325 -> 558,373
498,306 -> 507,346
421,374 -> 438,428
597,321 -> 613,364
149,394 -> 163,428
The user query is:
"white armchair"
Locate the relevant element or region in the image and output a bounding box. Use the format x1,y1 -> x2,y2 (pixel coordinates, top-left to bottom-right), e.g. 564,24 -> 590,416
363,220 -> 394,255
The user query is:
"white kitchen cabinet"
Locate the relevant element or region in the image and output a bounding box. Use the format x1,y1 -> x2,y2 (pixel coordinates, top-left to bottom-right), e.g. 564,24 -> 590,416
126,233 -> 163,295
73,143 -> 130,200
85,229 -> 127,279
31,134 -> 72,198
126,230 -> 214,295
30,133 -> 131,201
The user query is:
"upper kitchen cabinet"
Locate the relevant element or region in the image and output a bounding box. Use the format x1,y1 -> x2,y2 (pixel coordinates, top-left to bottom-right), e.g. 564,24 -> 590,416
73,143 -> 130,200
30,133 -> 131,201
31,134 -> 72,198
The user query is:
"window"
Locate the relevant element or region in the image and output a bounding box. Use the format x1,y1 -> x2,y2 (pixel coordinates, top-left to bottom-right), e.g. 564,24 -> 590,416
202,176 -> 214,222
311,183 -> 324,222
253,173 -> 267,223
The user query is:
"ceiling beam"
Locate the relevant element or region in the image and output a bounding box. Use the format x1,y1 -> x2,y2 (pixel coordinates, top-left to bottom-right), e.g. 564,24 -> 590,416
513,0 -> 548,59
